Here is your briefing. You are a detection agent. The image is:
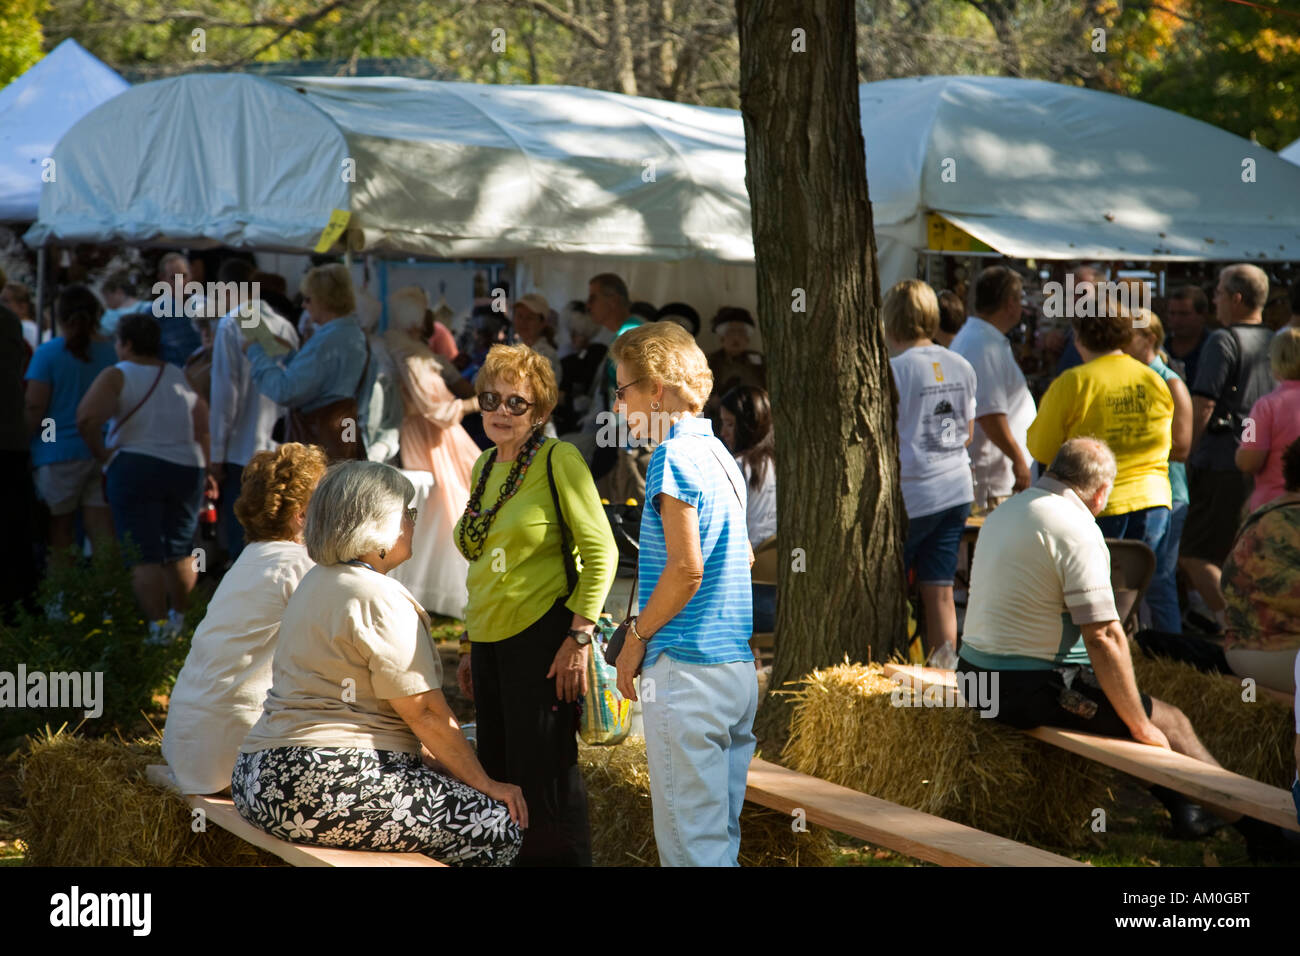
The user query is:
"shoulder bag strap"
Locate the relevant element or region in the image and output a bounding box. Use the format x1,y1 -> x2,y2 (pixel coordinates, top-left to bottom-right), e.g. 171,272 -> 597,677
703,439 -> 745,513
107,364 -> 166,443
546,441 -> 579,595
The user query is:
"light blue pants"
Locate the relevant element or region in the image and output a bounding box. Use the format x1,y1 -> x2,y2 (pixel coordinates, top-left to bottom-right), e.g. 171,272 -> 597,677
640,655 -> 759,867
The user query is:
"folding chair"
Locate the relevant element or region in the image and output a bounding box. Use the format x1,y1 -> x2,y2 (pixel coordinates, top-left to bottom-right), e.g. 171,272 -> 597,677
1105,538 -> 1156,639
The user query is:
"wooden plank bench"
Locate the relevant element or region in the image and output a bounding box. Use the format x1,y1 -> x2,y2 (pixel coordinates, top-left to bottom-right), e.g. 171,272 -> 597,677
745,758 -> 1087,867
882,664 -> 1300,833
146,765 -> 445,867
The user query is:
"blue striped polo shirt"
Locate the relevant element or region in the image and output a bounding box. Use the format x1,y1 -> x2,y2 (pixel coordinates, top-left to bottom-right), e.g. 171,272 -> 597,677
638,415 -> 754,667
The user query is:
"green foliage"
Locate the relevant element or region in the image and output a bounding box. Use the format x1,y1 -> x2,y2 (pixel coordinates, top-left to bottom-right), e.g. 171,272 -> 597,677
0,0 -> 46,86
0,540 -> 202,744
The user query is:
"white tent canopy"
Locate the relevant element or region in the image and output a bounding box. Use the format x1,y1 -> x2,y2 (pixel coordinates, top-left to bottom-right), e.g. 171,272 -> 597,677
0,38 -> 129,222
25,73 -> 752,263
1281,138 -> 1300,166
25,72 -> 1300,306
864,76 -> 1300,274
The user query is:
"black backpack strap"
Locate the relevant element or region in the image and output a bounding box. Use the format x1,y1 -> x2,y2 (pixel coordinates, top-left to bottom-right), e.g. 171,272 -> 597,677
546,440 -> 578,595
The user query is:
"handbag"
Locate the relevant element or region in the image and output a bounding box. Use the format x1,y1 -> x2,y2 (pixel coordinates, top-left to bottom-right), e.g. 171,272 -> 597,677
545,443 -> 631,744
1205,327 -> 1249,437
287,338 -> 371,462
602,436 -> 746,669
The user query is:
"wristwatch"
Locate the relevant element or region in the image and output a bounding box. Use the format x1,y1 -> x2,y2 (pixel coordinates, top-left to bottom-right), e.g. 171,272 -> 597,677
567,628 -> 593,646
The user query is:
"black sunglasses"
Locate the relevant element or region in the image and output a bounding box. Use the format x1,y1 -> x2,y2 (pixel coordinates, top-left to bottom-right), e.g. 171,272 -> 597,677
479,391 -> 535,416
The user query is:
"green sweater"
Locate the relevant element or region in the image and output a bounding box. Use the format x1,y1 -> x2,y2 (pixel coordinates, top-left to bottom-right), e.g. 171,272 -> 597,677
455,438 -> 617,643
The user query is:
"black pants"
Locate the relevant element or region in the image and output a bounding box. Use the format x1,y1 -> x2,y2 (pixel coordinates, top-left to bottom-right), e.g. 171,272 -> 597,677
471,597 -> 592,866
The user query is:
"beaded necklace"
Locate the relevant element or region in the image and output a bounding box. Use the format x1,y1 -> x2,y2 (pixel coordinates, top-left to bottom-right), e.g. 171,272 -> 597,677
456,430 -> 546,561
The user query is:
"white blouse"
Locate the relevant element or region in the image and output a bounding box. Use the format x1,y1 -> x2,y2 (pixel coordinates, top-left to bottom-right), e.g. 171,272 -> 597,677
161,540 -> 314,793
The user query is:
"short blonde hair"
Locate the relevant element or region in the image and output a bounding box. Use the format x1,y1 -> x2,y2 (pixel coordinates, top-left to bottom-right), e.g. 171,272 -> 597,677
1131,309 -> 1165,349
1271,327 -> 1300,381
883,280 -> 939,342
477,343 -> 558,421
610,321 -> 713,413
235,443 -> 329,542
304,461 -> 415,565
301,263 -> 356,316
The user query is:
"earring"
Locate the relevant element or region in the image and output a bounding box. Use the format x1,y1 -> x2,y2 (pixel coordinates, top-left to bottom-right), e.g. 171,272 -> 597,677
379,548 -> 387,559
651,401 -> 661,411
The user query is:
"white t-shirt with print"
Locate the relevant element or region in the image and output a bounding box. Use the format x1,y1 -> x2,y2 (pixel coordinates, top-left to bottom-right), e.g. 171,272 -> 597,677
890,344 -> 977,518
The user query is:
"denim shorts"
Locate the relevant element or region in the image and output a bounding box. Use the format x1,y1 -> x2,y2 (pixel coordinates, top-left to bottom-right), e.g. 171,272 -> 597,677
105,451 -> 205,564
903,501 -> 972,587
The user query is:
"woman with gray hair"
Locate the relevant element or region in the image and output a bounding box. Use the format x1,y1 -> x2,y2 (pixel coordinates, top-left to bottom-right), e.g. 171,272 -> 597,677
231,460 -> 526,865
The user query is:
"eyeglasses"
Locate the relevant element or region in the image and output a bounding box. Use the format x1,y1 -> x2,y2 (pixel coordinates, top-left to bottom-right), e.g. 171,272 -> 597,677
405,506 -> 419,524
614,378 -> 643,402
479,391 -> 535,416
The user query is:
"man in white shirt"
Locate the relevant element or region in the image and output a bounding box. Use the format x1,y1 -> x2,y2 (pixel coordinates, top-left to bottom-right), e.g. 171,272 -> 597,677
958,437 -> 1298,856
950,266 -> 1036,514
209,259 -> 300,558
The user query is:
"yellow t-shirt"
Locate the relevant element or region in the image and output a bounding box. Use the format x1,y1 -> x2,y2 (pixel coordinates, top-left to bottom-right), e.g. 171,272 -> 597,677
1026,354 -> 1173,516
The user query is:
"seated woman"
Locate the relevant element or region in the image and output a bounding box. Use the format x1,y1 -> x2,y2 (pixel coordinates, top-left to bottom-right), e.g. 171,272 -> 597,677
161,442 -> 328,794
231,461 -> 525,865
1220,436 -> 1300,695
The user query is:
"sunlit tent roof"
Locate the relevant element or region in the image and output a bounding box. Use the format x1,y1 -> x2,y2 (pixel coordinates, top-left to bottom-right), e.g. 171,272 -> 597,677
863,76 -> 1300,279
1281,138 -> 1300,166
25,72 -> 1300,296
24,73 -> 753,262
0,38 -> 129,222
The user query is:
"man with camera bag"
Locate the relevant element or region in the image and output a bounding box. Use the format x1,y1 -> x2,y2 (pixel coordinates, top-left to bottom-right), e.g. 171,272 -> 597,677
1180,264 -> 1277,629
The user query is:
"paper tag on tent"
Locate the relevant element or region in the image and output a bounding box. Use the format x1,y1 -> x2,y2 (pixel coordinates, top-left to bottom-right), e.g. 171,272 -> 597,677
314,209 -> 351,253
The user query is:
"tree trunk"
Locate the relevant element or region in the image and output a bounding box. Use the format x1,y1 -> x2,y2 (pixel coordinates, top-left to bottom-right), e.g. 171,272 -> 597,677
735,0 -> 908,737
608,0 -> 639,94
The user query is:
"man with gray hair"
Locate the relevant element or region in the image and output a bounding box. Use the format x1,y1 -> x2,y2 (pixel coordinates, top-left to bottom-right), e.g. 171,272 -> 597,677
1181,263 -> 1277,629
957,438 -> 1299,854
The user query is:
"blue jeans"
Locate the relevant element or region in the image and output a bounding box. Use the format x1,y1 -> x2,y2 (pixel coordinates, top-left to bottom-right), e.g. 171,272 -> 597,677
1145,501 -> 1187,633
641,655 -> 758,866
221,462 -> 246,559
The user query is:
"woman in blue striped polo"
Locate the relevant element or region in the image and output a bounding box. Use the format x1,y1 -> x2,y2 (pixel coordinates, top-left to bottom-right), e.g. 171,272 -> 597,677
610,321 -> 757,867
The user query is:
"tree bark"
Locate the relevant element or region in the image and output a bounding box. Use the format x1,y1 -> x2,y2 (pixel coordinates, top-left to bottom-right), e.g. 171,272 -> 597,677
735,0 -> 908,734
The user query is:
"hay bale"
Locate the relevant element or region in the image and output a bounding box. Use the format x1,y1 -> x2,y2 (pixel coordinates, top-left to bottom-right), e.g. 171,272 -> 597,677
781,662 -> 1113,848
1131,650 -> 1292,787
579,738 -> 835,867
18,730 -> 284,867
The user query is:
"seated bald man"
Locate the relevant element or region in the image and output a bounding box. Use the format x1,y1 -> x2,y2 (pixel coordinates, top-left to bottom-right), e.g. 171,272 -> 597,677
957,437 -> 1297,859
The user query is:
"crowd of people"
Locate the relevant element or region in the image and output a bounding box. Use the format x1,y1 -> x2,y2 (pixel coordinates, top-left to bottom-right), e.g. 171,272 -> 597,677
4,243 -> 1298,864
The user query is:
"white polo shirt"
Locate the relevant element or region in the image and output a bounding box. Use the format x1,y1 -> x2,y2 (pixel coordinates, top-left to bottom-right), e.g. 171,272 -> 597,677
950,316 -> 1036,502
959,476 -> 1118,670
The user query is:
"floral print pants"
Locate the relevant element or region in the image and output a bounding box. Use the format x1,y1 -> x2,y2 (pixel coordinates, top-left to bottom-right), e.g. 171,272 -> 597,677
231,747 -> 522,867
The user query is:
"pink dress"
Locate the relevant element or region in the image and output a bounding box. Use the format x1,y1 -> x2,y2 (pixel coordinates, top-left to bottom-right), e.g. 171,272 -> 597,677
384,330 -> 481,616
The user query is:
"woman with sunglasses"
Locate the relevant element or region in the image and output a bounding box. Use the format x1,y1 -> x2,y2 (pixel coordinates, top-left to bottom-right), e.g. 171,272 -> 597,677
454,344 -> 617,866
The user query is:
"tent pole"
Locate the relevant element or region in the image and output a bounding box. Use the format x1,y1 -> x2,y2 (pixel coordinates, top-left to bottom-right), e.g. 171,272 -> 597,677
34,246 -> 47,343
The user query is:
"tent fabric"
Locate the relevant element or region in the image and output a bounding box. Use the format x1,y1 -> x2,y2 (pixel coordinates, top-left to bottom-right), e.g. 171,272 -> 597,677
0,39 -> 129,222
26,73 -> 753,262
863,76 -> 1300,266
25,72 -> 1300,287
1282,138 -> 1300,165
24,73 -> 352,250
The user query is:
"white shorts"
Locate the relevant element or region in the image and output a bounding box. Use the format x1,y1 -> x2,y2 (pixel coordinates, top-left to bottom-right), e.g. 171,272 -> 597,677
35,459 -> 106,515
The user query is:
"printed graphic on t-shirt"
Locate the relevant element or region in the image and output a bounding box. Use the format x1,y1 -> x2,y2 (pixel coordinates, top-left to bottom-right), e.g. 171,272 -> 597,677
917,384 -> 970,460
1101,382 -> 1153,446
